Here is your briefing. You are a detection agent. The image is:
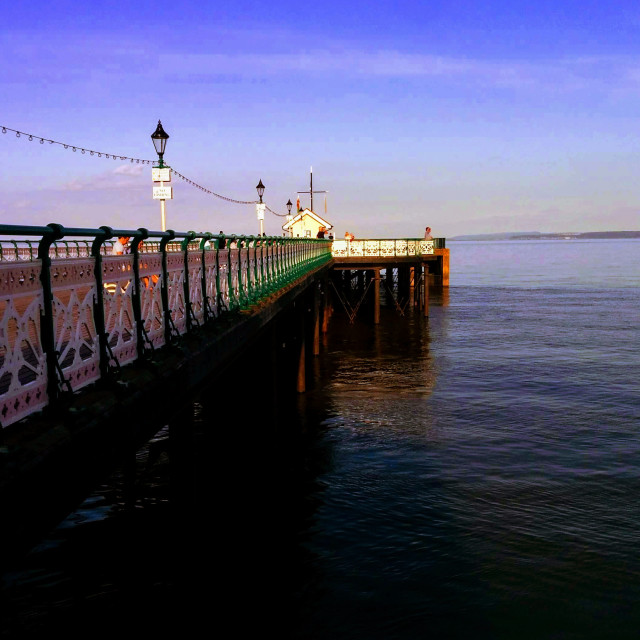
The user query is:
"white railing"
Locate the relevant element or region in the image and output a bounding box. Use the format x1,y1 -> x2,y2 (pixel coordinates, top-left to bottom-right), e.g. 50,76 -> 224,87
331,238 -> 435,258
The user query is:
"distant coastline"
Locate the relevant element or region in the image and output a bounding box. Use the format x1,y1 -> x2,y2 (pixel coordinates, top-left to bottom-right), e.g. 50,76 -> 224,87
449,231 -> 640,241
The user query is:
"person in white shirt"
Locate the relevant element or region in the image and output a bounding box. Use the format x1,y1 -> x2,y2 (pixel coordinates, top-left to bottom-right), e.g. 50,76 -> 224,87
112,235 -> 130,255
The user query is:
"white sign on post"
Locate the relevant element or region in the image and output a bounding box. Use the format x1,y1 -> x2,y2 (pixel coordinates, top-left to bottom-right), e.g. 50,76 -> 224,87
256,203 -> 265,220
152,168 -> 171,182
153,186 -> 173,200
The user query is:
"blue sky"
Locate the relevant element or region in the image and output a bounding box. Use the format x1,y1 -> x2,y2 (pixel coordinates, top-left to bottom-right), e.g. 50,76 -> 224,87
1,0 -> 639,238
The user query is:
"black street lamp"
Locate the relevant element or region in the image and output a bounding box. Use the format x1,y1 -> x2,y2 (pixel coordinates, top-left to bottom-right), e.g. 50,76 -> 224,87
286,199 -> 293,237
256,180 -> 266,235
151,120 -> 170,168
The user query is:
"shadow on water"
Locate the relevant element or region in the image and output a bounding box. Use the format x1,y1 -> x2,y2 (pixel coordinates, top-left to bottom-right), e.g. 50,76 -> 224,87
0,350 -> 338,638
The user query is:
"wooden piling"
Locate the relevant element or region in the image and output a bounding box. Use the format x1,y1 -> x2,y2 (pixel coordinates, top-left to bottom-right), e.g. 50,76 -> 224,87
313,290 -> 320,356
374,268 -> 380,324
435,248 -> 450,287
409,266 -> 415,306
423,262 -> 429,317
297,306 -> 306,393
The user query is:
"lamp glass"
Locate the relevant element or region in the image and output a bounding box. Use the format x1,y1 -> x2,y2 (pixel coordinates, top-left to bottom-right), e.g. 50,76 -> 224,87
151,120 -> 169,157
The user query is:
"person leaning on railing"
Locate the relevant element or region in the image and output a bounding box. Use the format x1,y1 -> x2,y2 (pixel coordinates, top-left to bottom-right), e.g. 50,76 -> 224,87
112,235 -> 130,255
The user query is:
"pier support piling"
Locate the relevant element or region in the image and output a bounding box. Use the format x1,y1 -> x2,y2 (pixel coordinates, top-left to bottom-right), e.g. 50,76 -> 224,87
423,263 -> 429,317
374,268 -> 380,324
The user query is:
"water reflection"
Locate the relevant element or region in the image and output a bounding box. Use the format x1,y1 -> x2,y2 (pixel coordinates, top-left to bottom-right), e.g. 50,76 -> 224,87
0,296 -> 448,639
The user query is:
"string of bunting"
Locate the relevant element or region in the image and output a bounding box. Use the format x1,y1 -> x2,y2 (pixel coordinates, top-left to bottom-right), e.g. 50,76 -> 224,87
1,125 -> 154,164
168,167 -> 256,205
1,124 -> 291,217
264,204 -> 288,217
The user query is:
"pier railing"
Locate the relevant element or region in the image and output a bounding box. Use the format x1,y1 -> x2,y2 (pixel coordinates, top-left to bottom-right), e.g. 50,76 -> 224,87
331,237 -> 445,258
0,224 -> 331,428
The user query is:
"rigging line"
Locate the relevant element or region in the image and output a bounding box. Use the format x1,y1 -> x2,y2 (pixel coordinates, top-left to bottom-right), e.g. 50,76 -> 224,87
264,204 -> 288,217
169,167 -> 257,204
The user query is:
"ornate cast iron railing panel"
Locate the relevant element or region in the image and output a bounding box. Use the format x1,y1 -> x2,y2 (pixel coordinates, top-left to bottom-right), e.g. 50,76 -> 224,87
248,247 -> 257,296
0,261 -> 48,427
203,250 -> 219,318
187,251 -> 205,326
138,252 -> 165,349
218,249 -> 230,311
239,247 -> 250,303
420,240 -> 435,254
50,258 -> 100,392
102,255 -> 137,367
166,252 -> 187,336
229,250 -> 239,308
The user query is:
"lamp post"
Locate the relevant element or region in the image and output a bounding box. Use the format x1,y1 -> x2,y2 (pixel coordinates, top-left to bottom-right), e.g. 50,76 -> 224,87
286,199 -> 293,237
256,179 -> 265,236
151,120 -> 170,231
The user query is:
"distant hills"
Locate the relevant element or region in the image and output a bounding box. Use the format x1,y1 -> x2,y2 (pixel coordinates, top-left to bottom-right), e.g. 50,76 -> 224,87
449,231 -> 640,241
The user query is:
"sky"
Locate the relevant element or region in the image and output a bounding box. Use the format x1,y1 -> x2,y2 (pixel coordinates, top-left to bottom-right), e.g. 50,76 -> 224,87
1,0 -> 640,238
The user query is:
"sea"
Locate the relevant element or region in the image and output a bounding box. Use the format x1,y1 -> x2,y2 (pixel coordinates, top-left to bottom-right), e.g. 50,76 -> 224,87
1,238 -> 639,639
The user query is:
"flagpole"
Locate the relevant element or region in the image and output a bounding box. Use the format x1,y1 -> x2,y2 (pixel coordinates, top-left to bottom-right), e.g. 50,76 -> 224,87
297,166 -> 326,213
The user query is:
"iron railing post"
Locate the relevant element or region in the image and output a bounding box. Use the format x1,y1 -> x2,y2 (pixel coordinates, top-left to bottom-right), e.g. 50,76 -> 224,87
259,237 -> 266,296
227,238 -> 236,310
215,234 -> 224,315
37,223 -> 65,406
252,237 -> 259,300
160,230 -> 176,343
199,233 -> 213,322
238,235 -> 247,308
92,225 -> 114,379
181,231 -> 196,332
130,228 -> 149,359
275,238 -> 283,286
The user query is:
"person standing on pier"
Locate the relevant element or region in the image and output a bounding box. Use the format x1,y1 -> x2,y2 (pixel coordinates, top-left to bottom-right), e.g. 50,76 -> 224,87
112,235 -> 130,255
424,227 -> 433,240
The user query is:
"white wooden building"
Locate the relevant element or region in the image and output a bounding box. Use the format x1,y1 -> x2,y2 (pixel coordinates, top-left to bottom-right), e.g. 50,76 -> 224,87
282,208 -> 334,238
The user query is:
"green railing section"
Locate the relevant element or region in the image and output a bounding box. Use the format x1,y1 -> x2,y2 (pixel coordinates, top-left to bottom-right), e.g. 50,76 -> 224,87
0,223 -> 332,428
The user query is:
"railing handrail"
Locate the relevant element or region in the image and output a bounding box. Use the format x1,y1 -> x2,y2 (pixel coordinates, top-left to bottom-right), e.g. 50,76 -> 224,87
0,225 -> 330,261
333,236 -> 444,241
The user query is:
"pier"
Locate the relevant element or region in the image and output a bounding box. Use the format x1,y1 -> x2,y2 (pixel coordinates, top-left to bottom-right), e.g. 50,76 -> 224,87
0,223 -> 447,561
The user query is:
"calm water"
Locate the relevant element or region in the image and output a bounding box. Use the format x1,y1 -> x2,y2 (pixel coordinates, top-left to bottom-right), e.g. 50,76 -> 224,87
1,239 -> 640,639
